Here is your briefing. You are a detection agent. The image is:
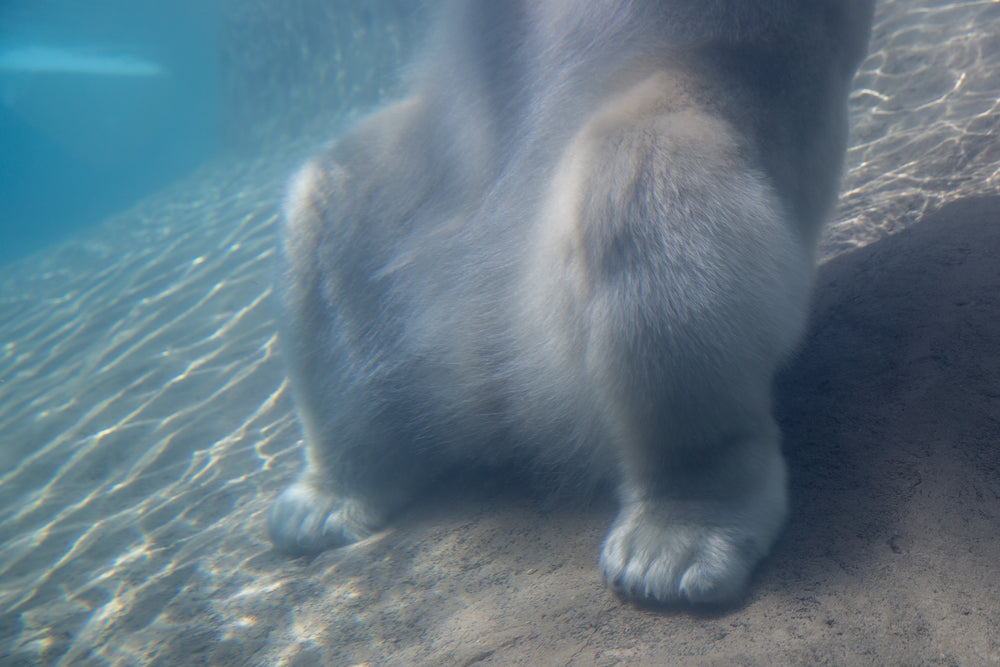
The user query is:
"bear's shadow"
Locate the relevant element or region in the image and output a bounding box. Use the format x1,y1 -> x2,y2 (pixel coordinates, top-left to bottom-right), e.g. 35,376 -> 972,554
771,194 -> 1000,588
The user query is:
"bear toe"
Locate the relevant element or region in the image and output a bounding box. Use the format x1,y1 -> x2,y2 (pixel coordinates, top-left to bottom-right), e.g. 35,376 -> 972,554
599,500 -> 777,606
268,483 -> 379,555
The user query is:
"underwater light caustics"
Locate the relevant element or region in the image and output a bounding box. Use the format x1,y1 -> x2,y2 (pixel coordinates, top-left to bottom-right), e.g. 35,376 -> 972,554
0,46 -> 166,77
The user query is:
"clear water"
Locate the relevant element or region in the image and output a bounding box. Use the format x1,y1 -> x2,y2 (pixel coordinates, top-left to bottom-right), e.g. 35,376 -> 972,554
0,0 -> 998,664
0,0 -> 222,267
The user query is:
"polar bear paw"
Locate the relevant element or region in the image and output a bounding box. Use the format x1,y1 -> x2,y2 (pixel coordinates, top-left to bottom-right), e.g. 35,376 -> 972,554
599,499 -> 778,605
268,482 -> 381,556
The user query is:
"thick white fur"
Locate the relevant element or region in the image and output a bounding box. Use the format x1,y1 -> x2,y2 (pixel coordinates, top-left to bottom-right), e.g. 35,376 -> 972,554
269,0 -> 874,605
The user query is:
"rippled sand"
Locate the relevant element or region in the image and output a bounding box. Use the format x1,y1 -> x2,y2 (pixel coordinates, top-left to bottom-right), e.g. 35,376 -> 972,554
1,1 -> 998,664
831,0 -> 1000,253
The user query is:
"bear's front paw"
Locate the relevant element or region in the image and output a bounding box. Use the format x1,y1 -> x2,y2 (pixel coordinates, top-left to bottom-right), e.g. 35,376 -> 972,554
268,482 -> 380,555
599,499 -> 776,605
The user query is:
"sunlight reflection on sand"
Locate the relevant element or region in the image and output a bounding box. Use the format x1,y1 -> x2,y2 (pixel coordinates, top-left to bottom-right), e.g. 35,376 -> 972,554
830,0 -> 1000,256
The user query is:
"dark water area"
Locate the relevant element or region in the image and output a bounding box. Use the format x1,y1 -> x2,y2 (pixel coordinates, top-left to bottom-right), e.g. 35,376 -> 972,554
1,0 -> 422,268
0,0 -> 222,267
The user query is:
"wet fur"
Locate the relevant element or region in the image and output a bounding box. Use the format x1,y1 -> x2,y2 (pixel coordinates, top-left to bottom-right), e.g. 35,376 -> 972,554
269,0 -> 874,604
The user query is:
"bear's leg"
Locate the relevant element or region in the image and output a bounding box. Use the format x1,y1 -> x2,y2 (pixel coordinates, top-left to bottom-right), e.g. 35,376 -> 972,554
269,420 -> 437,557
599,421 -> 789,605
529,72 -> 812,604
268,378 -> 440,556
269,130 -> 449,556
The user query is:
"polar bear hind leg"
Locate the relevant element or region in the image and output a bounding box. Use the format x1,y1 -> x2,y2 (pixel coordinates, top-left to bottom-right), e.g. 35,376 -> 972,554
528,71 -> 811,604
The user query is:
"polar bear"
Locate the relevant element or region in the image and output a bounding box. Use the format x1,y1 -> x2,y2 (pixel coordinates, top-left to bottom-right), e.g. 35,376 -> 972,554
268,0 -> 874,605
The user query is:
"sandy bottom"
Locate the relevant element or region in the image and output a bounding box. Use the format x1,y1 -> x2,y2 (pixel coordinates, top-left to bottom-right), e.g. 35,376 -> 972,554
1,1 -> 998,665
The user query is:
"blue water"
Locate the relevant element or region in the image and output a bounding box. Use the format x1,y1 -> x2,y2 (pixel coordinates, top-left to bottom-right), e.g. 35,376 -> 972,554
0,0 -> 221,267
